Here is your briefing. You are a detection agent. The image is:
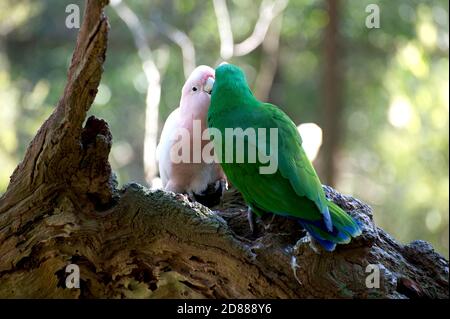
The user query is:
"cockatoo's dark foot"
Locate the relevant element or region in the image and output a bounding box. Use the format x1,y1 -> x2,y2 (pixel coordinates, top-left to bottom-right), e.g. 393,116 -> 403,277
220,179 -> 228,194
218,179 -> 228,205
193,179 -> 227,208
187,191 -> 196,202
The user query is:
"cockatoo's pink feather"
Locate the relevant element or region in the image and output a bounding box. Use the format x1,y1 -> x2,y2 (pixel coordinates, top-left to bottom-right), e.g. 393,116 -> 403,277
156,65 -> 226,201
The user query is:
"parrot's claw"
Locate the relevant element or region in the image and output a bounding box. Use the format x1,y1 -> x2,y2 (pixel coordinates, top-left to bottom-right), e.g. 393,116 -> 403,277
263,214 -> 277,230
308,235 -> 322,255
247,207 -> 257,237
290,256 -> 303,286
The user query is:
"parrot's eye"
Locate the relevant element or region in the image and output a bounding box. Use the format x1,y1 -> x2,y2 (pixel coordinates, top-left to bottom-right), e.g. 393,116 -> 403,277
192,86 -> 198,92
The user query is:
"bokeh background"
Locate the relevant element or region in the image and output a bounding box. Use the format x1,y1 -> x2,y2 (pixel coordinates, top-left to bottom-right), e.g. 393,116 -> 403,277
0,0 -> 448,256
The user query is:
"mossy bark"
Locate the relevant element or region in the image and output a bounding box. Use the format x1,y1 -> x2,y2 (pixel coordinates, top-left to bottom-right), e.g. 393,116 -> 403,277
0,0 -> 448,299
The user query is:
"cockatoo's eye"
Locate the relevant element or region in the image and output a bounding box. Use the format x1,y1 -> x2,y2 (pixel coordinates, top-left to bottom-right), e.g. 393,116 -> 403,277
192,86 -> 198,92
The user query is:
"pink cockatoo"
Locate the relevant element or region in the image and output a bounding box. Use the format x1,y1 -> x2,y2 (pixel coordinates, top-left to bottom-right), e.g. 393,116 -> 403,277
156,65 -> 227,207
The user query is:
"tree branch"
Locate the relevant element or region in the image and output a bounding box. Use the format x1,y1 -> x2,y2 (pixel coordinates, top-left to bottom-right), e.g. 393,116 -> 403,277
213,0 -> 234,60
111,0 -> 161,185
233,0 -> 288,56
213,0 -> 288,103
213,0 -> 288,59
253,13 -> 283,101
150,16 -> 196,79
0,0 -> 112,210
320,0 -> 342,186
0,0 -> 447,299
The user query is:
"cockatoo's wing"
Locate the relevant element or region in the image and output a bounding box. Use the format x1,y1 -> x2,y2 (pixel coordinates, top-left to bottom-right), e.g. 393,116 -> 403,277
156,107 -> 180,187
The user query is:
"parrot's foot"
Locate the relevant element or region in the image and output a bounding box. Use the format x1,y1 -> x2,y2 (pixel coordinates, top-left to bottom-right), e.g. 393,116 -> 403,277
263,214 -> 277,230
247,207 -> 258,237
290,255 -> 303,286
309,240 -> 322,255
307,234 -> 324,255
294,235 -> 321,255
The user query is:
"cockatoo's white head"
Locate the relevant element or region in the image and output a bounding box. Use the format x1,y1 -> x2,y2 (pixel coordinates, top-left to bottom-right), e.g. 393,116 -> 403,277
180,65 -> 215,112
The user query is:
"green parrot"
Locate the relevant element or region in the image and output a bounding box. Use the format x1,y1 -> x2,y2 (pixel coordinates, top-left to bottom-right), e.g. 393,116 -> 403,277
207,63 -> 361,251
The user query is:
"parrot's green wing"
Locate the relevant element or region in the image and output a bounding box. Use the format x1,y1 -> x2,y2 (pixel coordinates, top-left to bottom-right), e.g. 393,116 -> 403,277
261,103 -> 331,228
212,102 -> 331,227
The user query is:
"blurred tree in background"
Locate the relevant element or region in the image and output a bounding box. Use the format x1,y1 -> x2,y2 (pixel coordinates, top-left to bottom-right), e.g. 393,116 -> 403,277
0,0 -> 448,256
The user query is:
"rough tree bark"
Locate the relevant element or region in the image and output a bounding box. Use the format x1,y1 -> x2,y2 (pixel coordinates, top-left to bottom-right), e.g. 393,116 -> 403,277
0,1 -> 448,299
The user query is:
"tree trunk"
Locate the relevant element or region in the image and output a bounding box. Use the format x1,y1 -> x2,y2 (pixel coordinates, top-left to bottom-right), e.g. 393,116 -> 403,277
0,0 -> 448,299
321,0 -> 343,186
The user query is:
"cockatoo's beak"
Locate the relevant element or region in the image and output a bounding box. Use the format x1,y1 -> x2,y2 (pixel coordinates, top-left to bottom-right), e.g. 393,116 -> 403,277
203,76 -> 215,94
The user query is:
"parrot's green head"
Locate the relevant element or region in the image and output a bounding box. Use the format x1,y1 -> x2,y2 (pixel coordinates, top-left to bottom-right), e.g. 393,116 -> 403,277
215,63 -> 247,87
210,63 -> 257,109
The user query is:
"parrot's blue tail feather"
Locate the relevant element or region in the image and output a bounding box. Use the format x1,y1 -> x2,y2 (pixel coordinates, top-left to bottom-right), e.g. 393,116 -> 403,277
298,220 -> 337,251
297,201 -> 362,252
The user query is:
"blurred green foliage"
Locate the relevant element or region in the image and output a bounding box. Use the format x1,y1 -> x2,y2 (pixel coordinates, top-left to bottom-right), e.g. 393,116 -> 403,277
0,0 -> 448,256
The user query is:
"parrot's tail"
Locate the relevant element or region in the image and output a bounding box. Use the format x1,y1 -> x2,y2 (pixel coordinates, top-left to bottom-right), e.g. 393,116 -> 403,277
298,201 -> 362,252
